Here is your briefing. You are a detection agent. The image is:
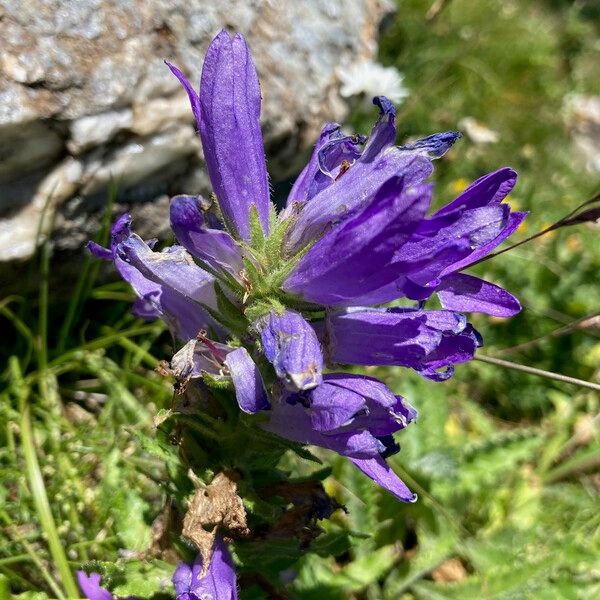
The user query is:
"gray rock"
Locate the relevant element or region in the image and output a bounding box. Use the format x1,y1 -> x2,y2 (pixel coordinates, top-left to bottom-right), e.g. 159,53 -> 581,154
68,109 -> 133,154
0,0 -> 392,276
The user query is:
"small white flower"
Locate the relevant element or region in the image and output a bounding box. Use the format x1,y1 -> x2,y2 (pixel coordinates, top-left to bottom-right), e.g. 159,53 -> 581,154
458,117 -> 499,144
337,60 -> 409,105
563,94 -> 600,173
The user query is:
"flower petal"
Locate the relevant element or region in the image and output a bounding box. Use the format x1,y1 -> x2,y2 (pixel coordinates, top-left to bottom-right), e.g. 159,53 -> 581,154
310,374 -> 417,436
395,203 -> 510,290
308,378 -> 366,433
170,194 -> 244,275
199,30 -> 270,240
286,122 -> 342,207
360,96 -> 397,161
172,562 -> 193,600
87,241 -> 113,260
319,308 -> 477,378
348,455 -> 417,503
263,397 -> 383,458
287,153 -> 433,251
308,133 -> 366,199
397,131 -> 462,159
88,215 -> 221,341
437,273 -> 521,316
434,167 -> 517,217
417,324 -> 481,381
116,264 -> 215,341
117,236 -> 217,309
165,61 -> 201,131
174,537 -> 238,600
262,376 -> 418,502
255,310 -> 323,391
131,294 -> 161,320
224,347 -> 270,413
283,177 -> 431,305
77,572 -> 114,600
440,210 -> 528,275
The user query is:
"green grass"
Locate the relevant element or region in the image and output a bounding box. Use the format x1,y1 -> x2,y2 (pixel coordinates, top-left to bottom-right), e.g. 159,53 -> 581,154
1,0 -> 599,598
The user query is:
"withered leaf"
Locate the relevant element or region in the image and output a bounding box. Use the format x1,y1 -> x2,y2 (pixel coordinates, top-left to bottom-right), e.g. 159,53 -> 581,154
182,471 -> 248,574
261,480 -> 345,545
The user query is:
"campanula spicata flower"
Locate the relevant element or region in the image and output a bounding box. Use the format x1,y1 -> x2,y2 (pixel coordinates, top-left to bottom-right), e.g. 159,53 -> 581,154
89,30 -> 525,504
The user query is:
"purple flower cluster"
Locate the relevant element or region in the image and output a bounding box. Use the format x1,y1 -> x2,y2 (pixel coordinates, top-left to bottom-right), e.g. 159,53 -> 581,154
90,30 -> 525,506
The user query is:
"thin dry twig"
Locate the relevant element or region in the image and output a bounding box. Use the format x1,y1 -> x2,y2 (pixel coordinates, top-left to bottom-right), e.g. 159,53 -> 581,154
475,354 -> 600,392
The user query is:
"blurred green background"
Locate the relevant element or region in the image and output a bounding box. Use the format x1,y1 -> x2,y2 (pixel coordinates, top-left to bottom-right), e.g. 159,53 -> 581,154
1,0 -> 599,598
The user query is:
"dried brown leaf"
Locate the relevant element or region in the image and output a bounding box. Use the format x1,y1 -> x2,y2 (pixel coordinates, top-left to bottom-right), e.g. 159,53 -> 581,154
182,471 -> 248,574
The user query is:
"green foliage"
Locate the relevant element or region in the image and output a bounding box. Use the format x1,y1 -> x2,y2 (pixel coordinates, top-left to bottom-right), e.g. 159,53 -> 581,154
281,370 -> 599,599
0,196 -> 172,598
248,204 -> 267,254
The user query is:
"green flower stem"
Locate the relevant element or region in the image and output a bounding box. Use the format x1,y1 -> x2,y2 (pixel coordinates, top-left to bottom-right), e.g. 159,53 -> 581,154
69,535 -> 118,549
0,303 -> 35,369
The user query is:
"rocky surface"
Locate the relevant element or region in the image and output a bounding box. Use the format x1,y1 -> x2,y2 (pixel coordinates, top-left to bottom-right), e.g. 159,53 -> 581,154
0,0 -> 392,275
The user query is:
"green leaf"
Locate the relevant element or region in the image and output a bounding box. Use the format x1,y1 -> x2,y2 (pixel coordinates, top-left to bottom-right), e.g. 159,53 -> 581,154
542,441 -> 600,483
383,523 -> 458,598
249,204 -> 266,253
113,491 -> 152,551
264,213 -> 292,268
213,283 -> 248,335
128,428 -> 180,469
111,560 -> 174,598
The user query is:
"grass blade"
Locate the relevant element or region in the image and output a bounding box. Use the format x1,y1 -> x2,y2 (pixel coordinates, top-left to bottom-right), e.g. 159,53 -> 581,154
10,358 -> 79,598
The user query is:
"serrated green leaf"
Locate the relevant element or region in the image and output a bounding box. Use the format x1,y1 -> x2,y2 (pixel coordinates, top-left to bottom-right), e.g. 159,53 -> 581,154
383,524 -> 458,598
542,441 -> 600,483
341,544 -> 399,590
